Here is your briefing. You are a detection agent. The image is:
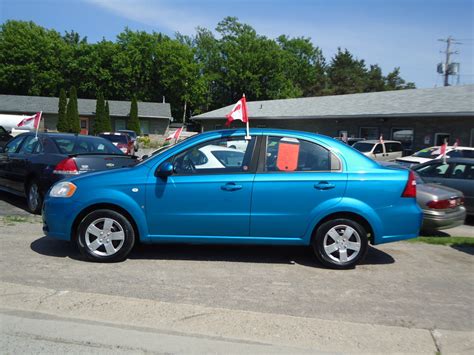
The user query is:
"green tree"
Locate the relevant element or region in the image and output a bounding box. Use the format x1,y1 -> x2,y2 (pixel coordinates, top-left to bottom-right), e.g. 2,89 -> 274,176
93,92 -> 105,134
127,97 -> 140,134
66,86 -> 80,133
327,48 -> 368,95
385,67 -> 416,90
56,88 -> 68,132
104,101 -> 112,132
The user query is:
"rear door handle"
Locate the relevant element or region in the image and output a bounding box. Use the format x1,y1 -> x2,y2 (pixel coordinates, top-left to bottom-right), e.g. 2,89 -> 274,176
221,182 -> 243,191
314,181 -> 335,190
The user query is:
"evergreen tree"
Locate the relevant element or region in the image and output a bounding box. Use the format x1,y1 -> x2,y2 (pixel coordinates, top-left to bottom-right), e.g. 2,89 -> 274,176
127,97 -> 141,135
104,101 -> 112,132
56,88 -> 68,132
67,86 -> 80,133
93,92 -> 105,134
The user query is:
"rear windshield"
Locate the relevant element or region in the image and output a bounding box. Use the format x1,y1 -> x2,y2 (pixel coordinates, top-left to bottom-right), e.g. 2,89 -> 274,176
119,130 -> 136,139
51,136 -> 123,154
412,147 -> 439,158
99,134 -> 128,144
352,142 -> 374,152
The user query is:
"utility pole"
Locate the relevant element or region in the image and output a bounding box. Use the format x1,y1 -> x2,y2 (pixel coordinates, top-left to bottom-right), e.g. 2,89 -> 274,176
438,36 -> 461,86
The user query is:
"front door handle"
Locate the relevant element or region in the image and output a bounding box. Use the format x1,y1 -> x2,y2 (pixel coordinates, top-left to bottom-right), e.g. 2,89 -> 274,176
314,181 -> 335,190
221,182 -> 243,191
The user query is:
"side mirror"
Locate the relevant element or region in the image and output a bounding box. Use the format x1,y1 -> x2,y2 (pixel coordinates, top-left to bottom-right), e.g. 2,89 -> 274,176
155,161 -> 174,178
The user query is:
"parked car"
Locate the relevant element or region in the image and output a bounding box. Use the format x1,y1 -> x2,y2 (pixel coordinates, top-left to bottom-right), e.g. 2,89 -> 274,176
43,129 -> 422,269
0,126 -> 13,149
352,140 -> 403,162
334,137 -> 365,146
117,129 -> 139,152
0,133 -> 138,214
413,158 -> 474,215
396,146 -> 474,168
99,132 -> 135,155
379,162 -> 466,230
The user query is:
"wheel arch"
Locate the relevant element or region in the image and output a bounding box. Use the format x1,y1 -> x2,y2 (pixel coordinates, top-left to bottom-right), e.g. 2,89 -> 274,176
311,211 -> 375,244
71,203 -> 140,243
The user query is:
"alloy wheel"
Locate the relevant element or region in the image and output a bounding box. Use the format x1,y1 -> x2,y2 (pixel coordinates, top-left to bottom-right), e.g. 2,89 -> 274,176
85,218 -> 125,257
323,224 -> 361,263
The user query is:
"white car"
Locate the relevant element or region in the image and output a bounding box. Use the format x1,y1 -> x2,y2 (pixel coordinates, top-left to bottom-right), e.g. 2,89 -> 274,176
396,146 -> 474,168
352,140 -> 403,162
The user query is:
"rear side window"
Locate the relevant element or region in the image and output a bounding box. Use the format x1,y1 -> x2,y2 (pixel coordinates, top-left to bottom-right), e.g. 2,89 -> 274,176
448,163 -> 468,179
265,136 -> 336,172
386,143 -> 402,152
416,163 -> 449,178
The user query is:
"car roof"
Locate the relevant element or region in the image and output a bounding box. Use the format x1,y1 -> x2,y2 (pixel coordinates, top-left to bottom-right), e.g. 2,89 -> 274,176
355,140 -> 401,144
100,132 -> 128,136
416,157 -> 474,166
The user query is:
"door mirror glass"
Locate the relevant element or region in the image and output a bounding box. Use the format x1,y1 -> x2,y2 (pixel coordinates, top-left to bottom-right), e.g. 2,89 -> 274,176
156,161 -> 174,178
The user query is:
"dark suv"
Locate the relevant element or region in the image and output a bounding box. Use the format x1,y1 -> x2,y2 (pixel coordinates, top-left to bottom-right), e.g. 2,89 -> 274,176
0,126 -> 13,149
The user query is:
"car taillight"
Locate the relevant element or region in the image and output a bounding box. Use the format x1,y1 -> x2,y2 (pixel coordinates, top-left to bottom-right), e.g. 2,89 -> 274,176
53,158 -> 79,175
402,170 -> 416,198
427,198 -> 463,209
117,143 -> 129,153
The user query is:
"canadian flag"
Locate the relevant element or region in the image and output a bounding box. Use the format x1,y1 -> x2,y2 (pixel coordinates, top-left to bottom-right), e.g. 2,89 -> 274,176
17,112 -> 42,130
225,95 -> 248,127
379,134 -> 384,144
452,138 -> 460,149
165,126 -> 183,141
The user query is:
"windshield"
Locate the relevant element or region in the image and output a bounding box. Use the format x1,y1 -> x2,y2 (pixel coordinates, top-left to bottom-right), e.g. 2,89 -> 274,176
353,142 -> 374,153
412,147 -> 439,158
119,130 -> 136,139
51,136 -> 123,154
99,134 -> 128,144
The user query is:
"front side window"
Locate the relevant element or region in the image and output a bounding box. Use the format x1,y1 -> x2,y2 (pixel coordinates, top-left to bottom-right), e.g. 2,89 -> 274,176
373,144 -> 383,154
19,135 -> 38,154
265,136 -> 333,172
172,136 -> 255,175
4,136 -> 25,153
448,163 -> 467,179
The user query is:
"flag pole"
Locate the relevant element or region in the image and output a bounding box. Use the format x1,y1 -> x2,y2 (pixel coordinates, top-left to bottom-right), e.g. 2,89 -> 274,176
35,111 -> 42,139
243,94 -> 250,140
442,138 -> 447,164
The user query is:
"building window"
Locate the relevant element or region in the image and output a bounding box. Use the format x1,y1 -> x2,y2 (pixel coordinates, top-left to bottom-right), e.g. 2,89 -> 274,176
140,120 -> 150,134
434,133 -> 450,146
115,119 -> 126,131
214,124 -> 223,130
391,128 -> 414,151
359,127 -> 379,140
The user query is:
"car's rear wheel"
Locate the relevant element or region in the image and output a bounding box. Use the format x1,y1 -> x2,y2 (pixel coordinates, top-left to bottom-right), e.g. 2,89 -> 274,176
26,179 -> 42,215
312,218 -> 368,269
76,209 -> 135,262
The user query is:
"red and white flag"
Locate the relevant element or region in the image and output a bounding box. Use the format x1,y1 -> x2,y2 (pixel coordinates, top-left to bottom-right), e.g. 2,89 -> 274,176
453,138 -> 460,149
379,134 -> 384,144
440,139 -> 448,163
165,126 -> 183,141
225,95 -> 248,127
17,112 -> 42,130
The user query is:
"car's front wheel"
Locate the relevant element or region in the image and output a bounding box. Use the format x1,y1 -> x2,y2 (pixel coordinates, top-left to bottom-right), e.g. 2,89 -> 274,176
76,209 -> 135,262
312,218 -> 368,269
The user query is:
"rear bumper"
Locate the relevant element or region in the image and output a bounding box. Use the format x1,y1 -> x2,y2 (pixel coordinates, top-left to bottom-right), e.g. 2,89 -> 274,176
422,207 -> 466,230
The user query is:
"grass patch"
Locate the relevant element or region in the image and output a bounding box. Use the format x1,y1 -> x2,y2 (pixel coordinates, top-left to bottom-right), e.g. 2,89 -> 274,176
2,215 -> 29,224
409,236 -> 474,246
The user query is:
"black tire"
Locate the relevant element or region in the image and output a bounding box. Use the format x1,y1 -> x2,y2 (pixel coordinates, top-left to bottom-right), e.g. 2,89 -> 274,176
26,179 -> 43,215
76,209 -> 135,262
312,218 -> 368,269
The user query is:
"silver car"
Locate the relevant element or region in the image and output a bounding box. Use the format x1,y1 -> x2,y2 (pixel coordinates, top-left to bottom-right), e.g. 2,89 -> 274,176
415,173 -> 466,230
380,162 -> 466,231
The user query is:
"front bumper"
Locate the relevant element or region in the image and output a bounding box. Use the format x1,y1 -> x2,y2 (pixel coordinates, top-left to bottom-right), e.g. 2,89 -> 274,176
43,196 -> 82,241
422,207 -> 466,230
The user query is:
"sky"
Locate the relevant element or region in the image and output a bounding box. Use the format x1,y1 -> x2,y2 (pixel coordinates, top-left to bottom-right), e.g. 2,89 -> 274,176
1,0 -> 473,88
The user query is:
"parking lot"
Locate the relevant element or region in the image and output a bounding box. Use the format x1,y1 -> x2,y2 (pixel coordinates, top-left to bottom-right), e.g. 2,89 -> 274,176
0,191 -> 473,354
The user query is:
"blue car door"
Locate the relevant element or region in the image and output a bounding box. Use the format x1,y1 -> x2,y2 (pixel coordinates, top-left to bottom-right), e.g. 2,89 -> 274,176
250,135 -> 347,240
146,136 -> 257,238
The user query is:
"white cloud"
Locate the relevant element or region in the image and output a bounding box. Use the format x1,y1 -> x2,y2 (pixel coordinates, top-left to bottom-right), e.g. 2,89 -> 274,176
85,0 -> 215,34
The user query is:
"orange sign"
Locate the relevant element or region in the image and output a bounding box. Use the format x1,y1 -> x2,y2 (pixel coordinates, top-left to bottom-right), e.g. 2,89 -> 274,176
276,142 -> 300,171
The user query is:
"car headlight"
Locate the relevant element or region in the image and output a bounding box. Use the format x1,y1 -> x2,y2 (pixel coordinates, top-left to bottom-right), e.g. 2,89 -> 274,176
50,182 -> 77,198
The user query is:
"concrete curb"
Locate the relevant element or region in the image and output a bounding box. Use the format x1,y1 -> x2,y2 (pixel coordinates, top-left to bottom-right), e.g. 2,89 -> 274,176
1,281 -> 462,354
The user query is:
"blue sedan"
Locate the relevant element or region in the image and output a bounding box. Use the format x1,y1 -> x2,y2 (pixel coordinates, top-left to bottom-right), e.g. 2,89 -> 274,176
43,129 -> 422,269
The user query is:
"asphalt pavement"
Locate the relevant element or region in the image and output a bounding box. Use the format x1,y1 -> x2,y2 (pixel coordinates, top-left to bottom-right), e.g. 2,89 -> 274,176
0,192 -> 473,354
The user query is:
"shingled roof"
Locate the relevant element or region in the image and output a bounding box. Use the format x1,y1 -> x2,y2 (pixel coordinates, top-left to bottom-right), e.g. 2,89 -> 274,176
193,85 -> 474,120
0,95 -> 172,120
